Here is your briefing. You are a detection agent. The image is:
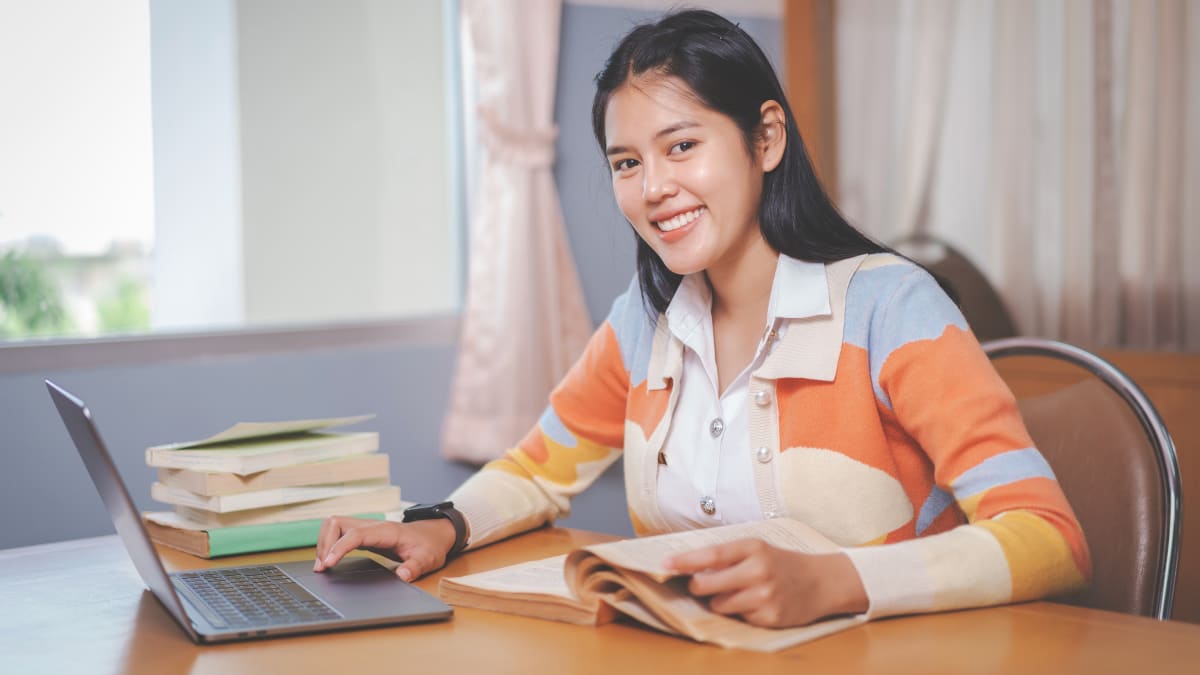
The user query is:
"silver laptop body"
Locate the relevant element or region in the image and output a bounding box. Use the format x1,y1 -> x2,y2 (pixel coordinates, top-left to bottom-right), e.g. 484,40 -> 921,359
46,380 -> 452,643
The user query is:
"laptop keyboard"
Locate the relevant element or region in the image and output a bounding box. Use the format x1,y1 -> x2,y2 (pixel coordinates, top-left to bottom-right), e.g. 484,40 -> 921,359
174,566 -> 341,629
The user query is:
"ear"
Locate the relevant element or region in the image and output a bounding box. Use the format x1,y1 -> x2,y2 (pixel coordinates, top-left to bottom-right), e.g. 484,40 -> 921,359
757,100 -> 787,173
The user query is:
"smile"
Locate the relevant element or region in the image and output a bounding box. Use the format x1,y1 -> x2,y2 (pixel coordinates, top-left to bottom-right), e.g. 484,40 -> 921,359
653,207 -> 705,232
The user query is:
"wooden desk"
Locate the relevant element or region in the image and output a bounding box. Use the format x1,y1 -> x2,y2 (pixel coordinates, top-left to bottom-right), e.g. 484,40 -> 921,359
3,527 -> 1200,674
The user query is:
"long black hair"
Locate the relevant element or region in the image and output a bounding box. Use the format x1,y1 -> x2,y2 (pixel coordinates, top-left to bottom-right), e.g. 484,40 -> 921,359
592,9 -> 892,314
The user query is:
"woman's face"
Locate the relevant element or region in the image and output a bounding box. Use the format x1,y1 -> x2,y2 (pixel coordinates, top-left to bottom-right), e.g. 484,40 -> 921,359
603,77 -> 770,278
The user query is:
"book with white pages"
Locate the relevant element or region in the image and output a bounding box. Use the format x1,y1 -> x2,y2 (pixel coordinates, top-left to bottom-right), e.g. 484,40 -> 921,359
157,453 -> 390,496
151,478 -> 391,513
146,429 -> 379,475
175,485 -> 402,528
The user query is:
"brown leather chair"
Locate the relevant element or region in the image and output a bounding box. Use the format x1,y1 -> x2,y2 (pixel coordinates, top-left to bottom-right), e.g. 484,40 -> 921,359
894,234 -> 1019,342
984,337 -> 1182,619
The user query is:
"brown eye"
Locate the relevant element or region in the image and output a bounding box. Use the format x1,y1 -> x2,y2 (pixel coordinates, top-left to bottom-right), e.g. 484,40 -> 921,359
613,158 -> 639,172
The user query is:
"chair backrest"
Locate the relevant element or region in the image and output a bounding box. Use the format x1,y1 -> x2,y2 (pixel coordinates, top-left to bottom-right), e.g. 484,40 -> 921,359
983,337 -> 1182,619
893,234 -> 1018,342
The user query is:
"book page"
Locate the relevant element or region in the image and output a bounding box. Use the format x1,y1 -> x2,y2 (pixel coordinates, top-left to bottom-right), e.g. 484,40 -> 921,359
443,555 -> 575,599
599,590 -> 675,634
154,414 -> 376,449
584,519 -> 840,581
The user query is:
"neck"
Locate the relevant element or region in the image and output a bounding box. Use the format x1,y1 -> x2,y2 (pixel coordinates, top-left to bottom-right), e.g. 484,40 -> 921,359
706,233 -> 779,325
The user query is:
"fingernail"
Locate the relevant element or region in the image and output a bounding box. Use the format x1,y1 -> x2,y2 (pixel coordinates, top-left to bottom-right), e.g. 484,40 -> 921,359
313,561 -> 321,571
397,568 -> 412,582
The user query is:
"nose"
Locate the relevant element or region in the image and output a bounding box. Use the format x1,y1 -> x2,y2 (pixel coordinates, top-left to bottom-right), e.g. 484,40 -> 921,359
641,160 -> 678,202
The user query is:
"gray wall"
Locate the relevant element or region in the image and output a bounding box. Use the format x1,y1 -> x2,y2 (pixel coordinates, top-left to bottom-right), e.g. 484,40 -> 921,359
0,4 -> 779,551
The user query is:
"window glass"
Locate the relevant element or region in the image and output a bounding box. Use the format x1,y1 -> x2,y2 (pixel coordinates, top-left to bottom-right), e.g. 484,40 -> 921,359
0,0 -> 460,342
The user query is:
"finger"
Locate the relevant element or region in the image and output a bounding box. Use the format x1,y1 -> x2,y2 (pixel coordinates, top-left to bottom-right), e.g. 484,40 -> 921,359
314,516 -> 371,571
394,559 -> 422,583
707,585 -> 772,618
687,551 -> 772,597
314,517 -> 348,571
740,605 -> 789,628
665,538 -> 767,575
392,540 -> 446,583
320,522 -> 400,570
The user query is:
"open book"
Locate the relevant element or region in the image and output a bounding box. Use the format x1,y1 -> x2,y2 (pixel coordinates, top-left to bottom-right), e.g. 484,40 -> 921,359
439,519 -> 866,652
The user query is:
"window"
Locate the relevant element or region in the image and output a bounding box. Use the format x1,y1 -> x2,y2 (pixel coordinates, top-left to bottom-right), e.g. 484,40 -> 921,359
0,0 -> 461,342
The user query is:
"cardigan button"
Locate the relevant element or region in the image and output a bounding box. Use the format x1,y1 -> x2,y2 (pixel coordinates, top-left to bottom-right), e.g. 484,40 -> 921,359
756,446 -> 773,463
700,496 -> 717,515
709,418 -> 725,438
753,389 -> 772,407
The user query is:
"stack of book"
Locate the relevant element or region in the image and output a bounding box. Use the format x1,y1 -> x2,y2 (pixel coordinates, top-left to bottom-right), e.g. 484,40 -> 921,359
141,414 -> 402,558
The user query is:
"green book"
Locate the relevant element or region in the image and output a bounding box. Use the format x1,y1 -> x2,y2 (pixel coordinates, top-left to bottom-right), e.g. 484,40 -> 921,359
143,511 -> 386,558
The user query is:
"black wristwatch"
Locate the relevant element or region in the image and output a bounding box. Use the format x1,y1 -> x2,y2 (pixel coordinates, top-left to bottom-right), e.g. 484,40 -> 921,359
402,501 -> 469,556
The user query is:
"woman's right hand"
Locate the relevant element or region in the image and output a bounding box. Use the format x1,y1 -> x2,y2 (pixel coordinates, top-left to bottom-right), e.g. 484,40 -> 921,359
313,515 -> 458,582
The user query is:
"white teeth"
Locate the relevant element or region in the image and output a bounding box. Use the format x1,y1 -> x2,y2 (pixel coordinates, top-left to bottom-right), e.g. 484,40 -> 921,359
656,207 -> 703,232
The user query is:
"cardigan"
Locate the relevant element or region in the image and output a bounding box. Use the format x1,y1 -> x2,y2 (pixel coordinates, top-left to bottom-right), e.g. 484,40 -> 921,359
449,253 -> 1091,619
654,254 -> 838,528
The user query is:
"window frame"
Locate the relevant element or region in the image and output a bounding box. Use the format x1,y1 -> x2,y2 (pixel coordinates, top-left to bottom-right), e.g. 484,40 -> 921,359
0,314 -> 460,375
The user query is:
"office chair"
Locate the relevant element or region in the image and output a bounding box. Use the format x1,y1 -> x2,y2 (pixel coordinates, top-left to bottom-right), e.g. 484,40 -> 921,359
894,233 -> 1018,342
983,337 -> 1182,620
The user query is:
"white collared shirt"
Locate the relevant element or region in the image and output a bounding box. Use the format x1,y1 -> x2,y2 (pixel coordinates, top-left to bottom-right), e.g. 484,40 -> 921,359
656,255 -> 832,530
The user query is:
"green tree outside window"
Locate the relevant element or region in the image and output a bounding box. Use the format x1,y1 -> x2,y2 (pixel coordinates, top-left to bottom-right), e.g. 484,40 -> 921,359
0,250 -> 73,338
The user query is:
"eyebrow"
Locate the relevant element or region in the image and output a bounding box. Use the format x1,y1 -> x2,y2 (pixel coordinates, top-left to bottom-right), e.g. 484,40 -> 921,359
605,120 -> 700,156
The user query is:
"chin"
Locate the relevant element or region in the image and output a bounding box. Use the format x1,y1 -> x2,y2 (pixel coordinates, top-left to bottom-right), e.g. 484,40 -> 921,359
659,258 -> 707,277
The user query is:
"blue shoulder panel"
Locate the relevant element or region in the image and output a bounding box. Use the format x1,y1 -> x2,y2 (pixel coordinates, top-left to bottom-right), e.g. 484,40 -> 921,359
604,275 -> 657,387
845,261 -> 969,409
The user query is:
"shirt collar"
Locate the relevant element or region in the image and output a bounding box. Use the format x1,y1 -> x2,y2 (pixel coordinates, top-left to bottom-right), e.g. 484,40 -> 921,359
767,254 -> 832,320
664,274 -> 711,352
647,254 -> 865,388
661,254 -> 833,373
665,254 -> 832,338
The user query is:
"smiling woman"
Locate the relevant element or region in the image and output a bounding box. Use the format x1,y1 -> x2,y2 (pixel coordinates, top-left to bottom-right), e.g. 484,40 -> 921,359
0,0 -> 461,343
318,8 -> 1092,634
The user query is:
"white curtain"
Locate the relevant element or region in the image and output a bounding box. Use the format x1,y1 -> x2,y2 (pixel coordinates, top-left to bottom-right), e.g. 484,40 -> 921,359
442,0 -> 592,463
837,0 -> 1199,351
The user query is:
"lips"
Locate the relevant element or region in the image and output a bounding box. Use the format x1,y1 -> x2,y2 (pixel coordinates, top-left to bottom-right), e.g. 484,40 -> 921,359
651,206 -> 705,244
652,206 -> 705,232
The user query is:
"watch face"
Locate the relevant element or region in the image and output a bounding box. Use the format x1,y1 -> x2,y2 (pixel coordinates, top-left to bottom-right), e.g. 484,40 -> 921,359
404,501 -> 454,520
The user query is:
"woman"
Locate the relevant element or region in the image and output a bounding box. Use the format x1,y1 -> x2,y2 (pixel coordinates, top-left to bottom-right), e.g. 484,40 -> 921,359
315,9 -> 1090,628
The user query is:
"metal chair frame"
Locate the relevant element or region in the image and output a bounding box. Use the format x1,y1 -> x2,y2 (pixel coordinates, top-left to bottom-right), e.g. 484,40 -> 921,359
983,336 -> 1182,620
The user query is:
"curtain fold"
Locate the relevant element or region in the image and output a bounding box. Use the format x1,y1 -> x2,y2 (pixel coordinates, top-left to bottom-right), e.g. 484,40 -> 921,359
442,0 -> 592,463
837,0 -> 1199,351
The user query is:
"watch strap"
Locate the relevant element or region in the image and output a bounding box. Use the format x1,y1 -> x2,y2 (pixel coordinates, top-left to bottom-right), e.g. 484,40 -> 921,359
404,502 -> 469,556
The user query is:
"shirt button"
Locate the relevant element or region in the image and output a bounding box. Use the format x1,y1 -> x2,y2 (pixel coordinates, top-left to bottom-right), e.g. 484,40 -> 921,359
753,389 -> 772,407
756,446 -> 773,463
700,496 -> 716,515
764,511 -> 780,519
708,418 -> 725,438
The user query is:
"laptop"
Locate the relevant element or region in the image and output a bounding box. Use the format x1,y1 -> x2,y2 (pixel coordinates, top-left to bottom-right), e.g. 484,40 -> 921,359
45,380 -> 453,643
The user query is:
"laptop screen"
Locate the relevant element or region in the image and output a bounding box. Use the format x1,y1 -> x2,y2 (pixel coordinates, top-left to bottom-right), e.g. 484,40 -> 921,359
45,380 -> 199,640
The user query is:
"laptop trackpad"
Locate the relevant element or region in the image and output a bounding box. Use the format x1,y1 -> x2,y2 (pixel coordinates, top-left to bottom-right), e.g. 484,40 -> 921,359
276,558 -> 452,622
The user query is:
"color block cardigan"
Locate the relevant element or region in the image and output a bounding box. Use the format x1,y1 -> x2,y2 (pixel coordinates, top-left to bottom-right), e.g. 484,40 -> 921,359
450,253 -> 1090,619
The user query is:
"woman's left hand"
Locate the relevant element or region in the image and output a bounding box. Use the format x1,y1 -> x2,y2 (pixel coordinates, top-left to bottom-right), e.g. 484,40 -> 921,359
664,538 -> 869,628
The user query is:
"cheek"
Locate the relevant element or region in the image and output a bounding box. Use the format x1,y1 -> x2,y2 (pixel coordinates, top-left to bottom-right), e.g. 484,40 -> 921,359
613,180 -> 643,222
